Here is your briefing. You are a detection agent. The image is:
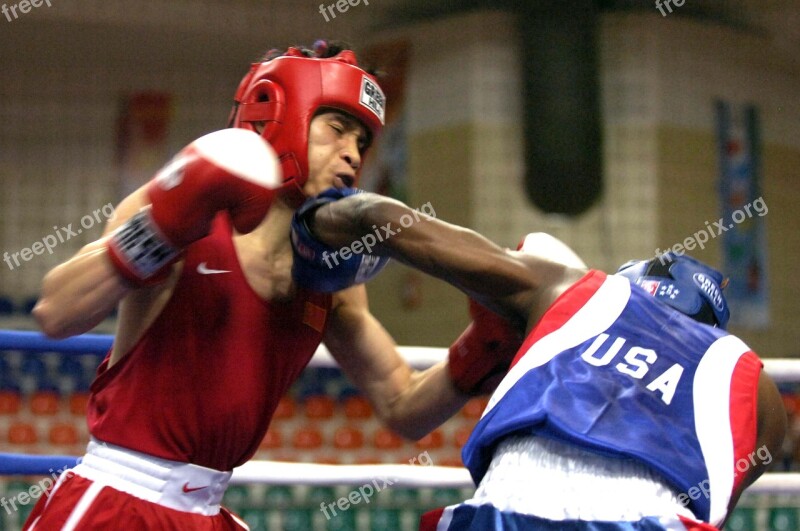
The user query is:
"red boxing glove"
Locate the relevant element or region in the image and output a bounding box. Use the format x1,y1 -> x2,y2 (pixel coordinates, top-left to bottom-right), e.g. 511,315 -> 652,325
107,129 -> 283,286
447,298 -> 523,395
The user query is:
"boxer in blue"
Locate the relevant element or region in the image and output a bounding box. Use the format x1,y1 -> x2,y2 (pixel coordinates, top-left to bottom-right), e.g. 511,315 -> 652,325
292,190 -> 786,531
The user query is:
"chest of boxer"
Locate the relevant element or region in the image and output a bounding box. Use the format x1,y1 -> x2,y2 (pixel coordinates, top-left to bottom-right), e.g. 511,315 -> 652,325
88,214 -> 331,470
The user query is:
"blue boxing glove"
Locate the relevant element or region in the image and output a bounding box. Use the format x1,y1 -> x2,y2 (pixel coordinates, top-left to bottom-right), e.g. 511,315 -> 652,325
291,187 -> 390,293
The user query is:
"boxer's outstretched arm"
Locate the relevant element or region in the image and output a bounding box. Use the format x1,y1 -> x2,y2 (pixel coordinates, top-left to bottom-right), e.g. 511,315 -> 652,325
309,192 -> 576,325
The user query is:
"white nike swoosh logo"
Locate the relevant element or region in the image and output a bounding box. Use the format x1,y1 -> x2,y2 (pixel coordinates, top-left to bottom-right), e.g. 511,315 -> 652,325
197,262 -> 231,275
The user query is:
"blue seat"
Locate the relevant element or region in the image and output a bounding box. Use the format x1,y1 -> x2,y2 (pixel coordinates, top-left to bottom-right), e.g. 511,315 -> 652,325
0,375 -> 21,393
34,376 -> 61,394
20,355 -> 48,379
82,354 -> 105,375
58,356 -> 85,379
297,368 -> 328,400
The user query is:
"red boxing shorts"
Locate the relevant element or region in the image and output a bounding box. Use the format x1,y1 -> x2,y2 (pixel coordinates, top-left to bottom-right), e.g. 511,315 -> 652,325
24,438 -> 248,531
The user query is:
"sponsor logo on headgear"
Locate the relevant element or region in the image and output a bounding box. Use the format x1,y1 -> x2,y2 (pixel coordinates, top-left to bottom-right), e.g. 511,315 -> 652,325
359,76 -> 385,125
692,273 -> 724,311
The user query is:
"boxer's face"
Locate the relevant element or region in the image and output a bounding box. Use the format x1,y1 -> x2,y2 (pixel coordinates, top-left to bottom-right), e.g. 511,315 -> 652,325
304,110 -> 370,196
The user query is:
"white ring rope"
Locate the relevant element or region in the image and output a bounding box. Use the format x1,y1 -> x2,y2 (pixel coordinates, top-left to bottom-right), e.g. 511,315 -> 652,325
231,461 -> 472,488
310,345 -> 800,383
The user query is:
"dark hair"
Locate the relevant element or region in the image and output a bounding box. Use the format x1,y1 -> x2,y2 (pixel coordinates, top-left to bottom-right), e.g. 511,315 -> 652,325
261,40 -> 352,61
259,40 -> 380,77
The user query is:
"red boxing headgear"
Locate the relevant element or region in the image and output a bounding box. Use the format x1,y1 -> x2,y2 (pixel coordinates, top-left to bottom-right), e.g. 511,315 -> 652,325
230,47 -> 386,204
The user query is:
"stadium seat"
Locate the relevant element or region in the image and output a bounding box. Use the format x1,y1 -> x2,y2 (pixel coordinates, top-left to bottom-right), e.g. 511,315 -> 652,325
29,390 -> 61,416
325,505 -> 356,531
48,423 -> 80,446
263,485 -> 294,508
369,507 -> 401,530
297,368 -> 328,399
8,422 -> 38,445
58,356 -> 85,382
282,507 -> 314,531
303,395 -> 335,419
453,426 -> 472,448
388,487 -> 419,507
239,509 -> 268,531
68,392 -> 90,416
768,506 -> 800,531
342,395 -> 372,419
273,396 -> 296,420
438,456 -> 465,468
292,426 -> 324,450
725,506 -> 759,531
222,485 -> 250,509
414,429 -> 444,450
19,355 -> 48,379
0,390 -> 21,415
430,488 -> 463,507
305,486 -> 336,508
0,354 -> 12,375
461,397 -> 488,419
333,426 -> 365,450
372,428 -> 404,450
260,428 -> 282,450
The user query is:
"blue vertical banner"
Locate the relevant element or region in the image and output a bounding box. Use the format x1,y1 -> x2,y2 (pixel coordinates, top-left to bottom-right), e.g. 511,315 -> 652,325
715,101 -> 769,328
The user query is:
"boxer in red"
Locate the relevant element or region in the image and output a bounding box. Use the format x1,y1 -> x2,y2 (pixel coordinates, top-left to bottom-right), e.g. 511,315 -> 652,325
27,42 -> 514,530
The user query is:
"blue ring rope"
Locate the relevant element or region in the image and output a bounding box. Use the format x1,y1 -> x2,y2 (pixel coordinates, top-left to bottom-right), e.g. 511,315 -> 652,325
0,330 -> 112,354
0,331 -> 110,475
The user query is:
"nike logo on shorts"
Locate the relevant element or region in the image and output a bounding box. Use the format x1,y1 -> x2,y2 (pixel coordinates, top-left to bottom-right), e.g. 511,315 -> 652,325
182,482 -> 208,493
197,262 -> 230,275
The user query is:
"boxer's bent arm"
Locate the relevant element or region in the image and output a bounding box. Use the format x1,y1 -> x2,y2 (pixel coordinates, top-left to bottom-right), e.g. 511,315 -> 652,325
325,285 -> 469,440
33,187 -> 168,338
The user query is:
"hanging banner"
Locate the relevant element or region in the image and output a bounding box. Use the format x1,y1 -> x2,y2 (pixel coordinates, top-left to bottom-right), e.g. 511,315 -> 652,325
116,92 -> 173,197
715,101 -> 769,328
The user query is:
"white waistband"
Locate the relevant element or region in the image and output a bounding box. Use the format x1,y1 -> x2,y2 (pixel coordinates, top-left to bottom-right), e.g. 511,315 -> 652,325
72,438 -> 232,516
467,435 -> 698,524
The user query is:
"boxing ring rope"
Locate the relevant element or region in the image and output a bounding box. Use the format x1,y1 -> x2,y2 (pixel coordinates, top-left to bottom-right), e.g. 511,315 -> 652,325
1,329 -> 799,494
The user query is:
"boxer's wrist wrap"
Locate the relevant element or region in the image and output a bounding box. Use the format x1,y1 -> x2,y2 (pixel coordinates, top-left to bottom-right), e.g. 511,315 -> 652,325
108,209 -> 180,286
